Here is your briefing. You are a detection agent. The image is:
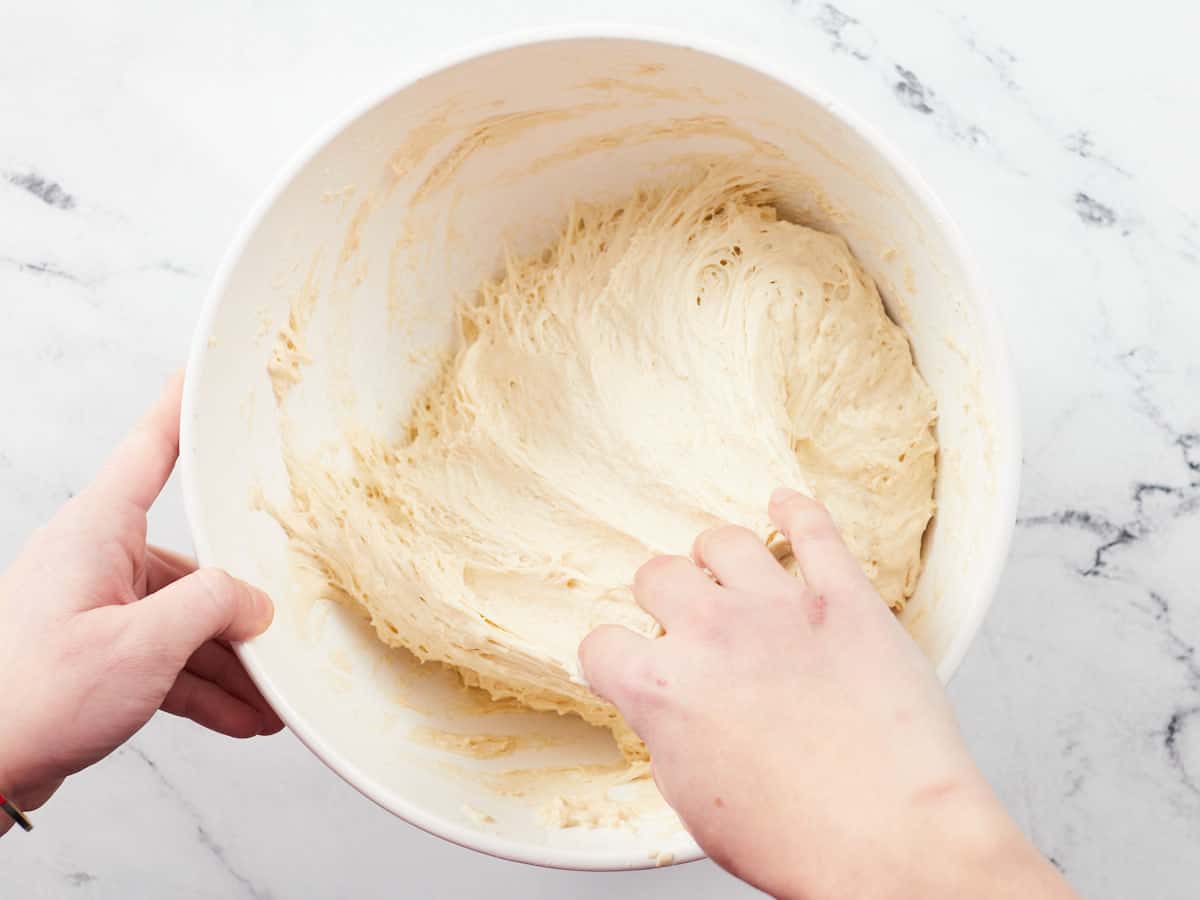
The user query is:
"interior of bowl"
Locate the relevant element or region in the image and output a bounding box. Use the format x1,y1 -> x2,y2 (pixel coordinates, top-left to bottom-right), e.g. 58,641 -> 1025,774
182,33 -> 1017,870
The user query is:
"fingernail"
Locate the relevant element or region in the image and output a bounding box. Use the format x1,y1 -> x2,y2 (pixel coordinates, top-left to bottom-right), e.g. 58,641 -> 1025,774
770,487 -> 798,505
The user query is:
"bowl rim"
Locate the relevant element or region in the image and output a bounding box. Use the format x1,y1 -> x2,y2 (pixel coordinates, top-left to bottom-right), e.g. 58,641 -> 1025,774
180,22 -> 1022,873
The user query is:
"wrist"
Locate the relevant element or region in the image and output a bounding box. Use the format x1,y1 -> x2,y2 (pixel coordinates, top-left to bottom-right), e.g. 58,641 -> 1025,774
0,765 -> 46,837
0,753 -> 29,803
762,778 -> 1064,900
0,747 -> 56,818
730,779 -> 1024,900
0,769 -> 33,837
887,781 -> 1071,900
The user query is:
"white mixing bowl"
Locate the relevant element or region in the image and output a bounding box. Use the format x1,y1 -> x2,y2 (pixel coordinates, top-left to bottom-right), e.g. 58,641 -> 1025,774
181,27 -> 1020,871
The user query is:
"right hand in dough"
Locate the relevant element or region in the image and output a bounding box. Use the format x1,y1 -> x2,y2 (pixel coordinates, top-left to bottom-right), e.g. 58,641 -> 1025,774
579,488 -> 1076,900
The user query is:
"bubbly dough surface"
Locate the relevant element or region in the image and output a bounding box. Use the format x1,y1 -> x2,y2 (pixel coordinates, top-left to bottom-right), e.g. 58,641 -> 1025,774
279,166 -> 937,757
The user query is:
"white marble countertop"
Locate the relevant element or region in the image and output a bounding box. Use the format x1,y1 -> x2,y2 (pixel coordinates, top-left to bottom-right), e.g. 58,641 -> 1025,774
3,1 -> 1198,897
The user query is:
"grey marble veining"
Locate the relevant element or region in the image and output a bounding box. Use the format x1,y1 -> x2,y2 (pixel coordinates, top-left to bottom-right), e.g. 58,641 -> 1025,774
2,1 -> 1198,897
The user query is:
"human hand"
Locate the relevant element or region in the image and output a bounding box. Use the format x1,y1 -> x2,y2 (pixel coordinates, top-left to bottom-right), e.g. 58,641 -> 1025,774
0,374 -> 281,830
580,489 -> 1074,899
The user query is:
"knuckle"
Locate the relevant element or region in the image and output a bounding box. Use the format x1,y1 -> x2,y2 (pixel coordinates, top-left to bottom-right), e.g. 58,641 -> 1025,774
703,524 -> 762,556
775,571 -> 811,603
761,587 -> 804,619
726,524 -> 761,545
193,567 -> 239,614
709,524 -> 750,545
98,535 -> 130,569
782,495 -> 837,541
618,654 -> 670,706
692,607 -> 731,645
769,580 -> 820,618
198,566 -> 236,592
633,555 -> 690,595
116,501 -> 146,538
579,626 -> 626,679
678,593 -> 729,643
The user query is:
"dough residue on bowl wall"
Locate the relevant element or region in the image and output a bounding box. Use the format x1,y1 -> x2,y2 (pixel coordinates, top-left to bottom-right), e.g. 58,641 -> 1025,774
264,160 -> 937,826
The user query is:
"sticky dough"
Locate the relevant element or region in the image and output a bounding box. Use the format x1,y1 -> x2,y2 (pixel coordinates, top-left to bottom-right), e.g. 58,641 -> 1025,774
277,165 -> 937,759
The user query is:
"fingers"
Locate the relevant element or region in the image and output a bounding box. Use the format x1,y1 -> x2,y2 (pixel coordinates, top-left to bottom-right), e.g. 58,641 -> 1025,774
633,555 -> 717,630
768,488 -> 872,599
578,624 -> 654,707
146,545 -> 196,594
185,641 -> 284,734
693,524 -> 794,593
161,670 -> 270,738
149,544 -> 197,574
130,568 -> 274,671
87,371 -> 184,513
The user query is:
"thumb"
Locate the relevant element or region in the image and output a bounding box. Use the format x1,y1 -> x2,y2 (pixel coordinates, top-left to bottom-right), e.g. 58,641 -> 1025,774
131,568 -> 274,667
